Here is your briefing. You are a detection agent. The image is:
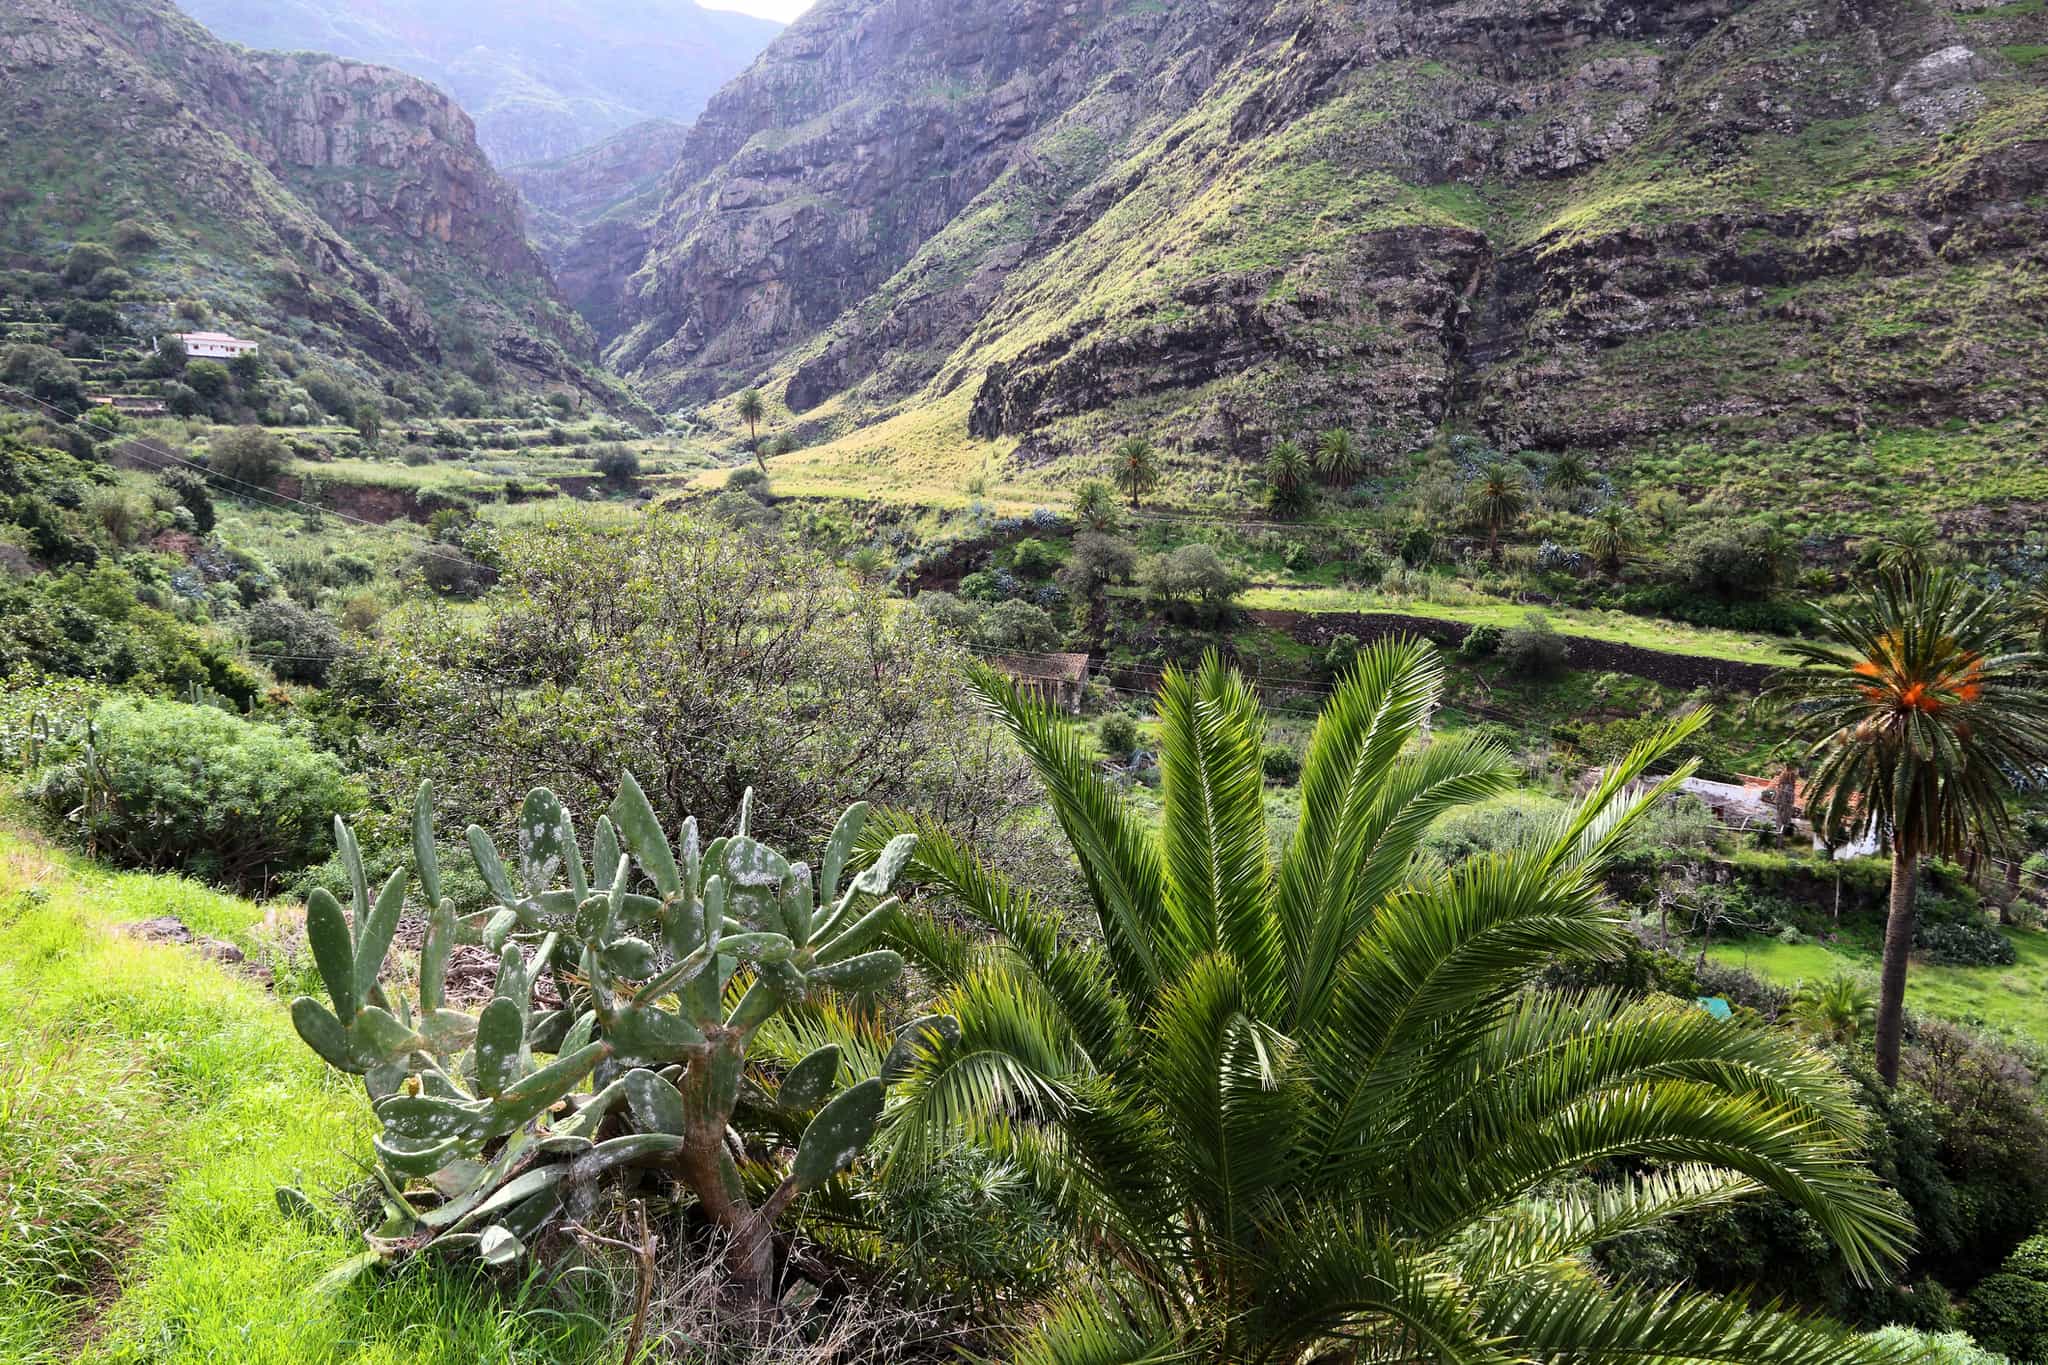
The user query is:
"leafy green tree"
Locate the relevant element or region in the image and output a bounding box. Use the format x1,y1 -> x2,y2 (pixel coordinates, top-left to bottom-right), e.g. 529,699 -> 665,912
361,516 -> 1028,854
1266,439 -> 1313,518
1070,478 -> 1122,532
1773,571 -> 2048,1085
1587,503 -> 1639,577
1138,543 -> 1243,624
353,399 -> 382,445
61,241 -> 119,286
184,360 -> 231,403
1112,435 -> 1158,510
1059,532 -> 1136,608
1468,461 -> 1529,563
1,344 -> 86,413
736,387 -> 767,470
1314,428 -> 1362,487
867,646 -> 1911,1363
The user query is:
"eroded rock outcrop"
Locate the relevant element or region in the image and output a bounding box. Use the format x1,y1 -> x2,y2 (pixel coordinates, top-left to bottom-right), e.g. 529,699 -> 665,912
608,0 -> 2048,476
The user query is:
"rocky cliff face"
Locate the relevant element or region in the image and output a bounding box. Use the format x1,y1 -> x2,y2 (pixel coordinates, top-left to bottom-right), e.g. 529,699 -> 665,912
610,0 -> 2048,490
0,0 -> 605,395
174,0 -> 782,168
505,120 -> 692,337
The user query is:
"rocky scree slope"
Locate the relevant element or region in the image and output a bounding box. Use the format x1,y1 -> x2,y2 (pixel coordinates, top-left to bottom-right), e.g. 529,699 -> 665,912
606,0 -> 2048,516
0,0 -> 607,397
174,0 -> 783,168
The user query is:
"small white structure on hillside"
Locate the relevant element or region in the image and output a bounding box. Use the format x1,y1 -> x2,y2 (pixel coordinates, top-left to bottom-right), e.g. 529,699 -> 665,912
165,331 -> 258,360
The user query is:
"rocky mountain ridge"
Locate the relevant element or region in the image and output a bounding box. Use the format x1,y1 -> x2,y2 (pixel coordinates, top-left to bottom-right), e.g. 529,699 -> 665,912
602,0 -> 2048,500
0,0 -> 610,399
173,0 -> 782,168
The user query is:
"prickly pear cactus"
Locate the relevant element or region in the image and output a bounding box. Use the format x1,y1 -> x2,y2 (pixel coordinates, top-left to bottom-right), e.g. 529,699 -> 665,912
287,774 -> 936,1301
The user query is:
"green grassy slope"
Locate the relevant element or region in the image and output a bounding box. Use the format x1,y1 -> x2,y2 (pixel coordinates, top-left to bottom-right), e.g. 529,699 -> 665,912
0,825 -> 611,1363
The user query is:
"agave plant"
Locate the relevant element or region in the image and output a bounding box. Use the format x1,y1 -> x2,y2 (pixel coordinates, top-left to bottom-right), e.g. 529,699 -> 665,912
866,643 -> 1914,1363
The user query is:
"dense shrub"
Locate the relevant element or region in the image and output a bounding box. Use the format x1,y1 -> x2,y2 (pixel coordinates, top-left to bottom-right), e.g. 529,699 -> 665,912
1009,537 -> 1059,578
1861,1328 -> 2009,1365
1058,532 -> 1136,602
242,601 -> 344,684
27,699 -> 359,887
1498,611 -> 1570,679
1458,624 -> 1503,659
592,443 -> 641,484
1671,520 -> 1795,600
157,467 -> 214,533
1260,743 -> 1301,784
2,344 -> 87,413
1915,919 -> 2017,967
1098,710 -> 1139,758
1967,1274 -> 2048,1361
409,543 -> 495,599
357,516 -> 1030,851
206,426 -> 287,487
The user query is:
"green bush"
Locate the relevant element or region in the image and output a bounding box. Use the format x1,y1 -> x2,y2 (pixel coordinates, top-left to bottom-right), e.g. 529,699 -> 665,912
207,426 -> 287,488
1967,1273 -> 2048,1361
1458,624 -> 1503,659
1009,537 -> 1059,578
1098,711 -> 1139,758
1915,919 -> 2017,967
1861,1327 -> 2008,1365
1499,611 -> 1570,680
242,601 -> 345,684
1260,743 -> 1302,784
978,598 -> 1060,652
27,699 -> 360,888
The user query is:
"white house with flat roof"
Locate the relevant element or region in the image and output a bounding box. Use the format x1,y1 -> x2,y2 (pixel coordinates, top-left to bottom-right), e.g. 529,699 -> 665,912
165,331 -> 258,360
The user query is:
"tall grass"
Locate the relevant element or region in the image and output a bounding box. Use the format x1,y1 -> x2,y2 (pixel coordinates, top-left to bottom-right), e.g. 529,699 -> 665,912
0,827 -> 618,1363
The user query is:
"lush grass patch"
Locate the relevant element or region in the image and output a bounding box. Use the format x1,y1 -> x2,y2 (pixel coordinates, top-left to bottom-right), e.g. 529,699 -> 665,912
1708,927 -> 2048,1043
1235,584 -> 1802,665
0,825 -> 614,1364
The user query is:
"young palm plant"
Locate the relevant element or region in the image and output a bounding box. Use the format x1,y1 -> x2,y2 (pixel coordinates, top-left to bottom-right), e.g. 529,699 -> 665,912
868,643 -> 1915,1365
1314,428 -> 1362,488
1772,570 -> 2048,1085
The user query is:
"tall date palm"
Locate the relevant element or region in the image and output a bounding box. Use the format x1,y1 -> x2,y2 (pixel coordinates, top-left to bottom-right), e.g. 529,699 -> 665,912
1772,571 -> 2048,1085
868,643 -> 1913,1365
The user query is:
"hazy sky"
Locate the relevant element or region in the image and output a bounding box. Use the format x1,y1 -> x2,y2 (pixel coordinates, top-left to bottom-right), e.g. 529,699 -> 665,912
707,0 -> 812,20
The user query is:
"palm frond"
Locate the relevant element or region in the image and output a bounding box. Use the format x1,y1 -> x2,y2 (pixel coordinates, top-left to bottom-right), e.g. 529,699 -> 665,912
1155,655 -> 1282,1011
1484,1275 -> 1916,1365
966,661 -> 1168,1016
870,807 -> 1127,1067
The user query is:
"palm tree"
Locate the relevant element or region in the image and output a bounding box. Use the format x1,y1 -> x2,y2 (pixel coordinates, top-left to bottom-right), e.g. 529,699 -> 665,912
1772,571 -> 2048,1085
1314,428 -> 1362,488
1266,439 -> 1313,519
1586,503 -> 1639,578
1875,522 -> 1940,578
1468,461 -> 1529,564
1070,478 -> 1122,533
868,645 -> 1912,1364
735,387 -> 767,471
1112,436 -> 1159,510
1549,451 -> 1594,503
1790,974 -> 1877,1047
